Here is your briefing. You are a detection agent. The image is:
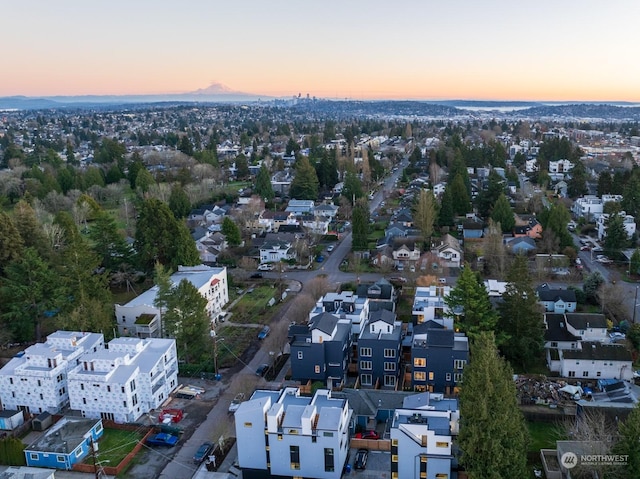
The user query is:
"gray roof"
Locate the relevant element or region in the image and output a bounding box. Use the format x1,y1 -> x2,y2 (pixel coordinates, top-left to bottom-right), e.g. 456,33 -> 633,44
25,417 -> 100,454
426,329 -> 454,347
368,309 -> 396,325
566,313 -> 607,330
310,313 -> 339,335
537,287 -> 577,303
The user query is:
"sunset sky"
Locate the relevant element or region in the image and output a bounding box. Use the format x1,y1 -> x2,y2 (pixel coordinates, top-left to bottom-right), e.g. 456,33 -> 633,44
3,0 -> 640,101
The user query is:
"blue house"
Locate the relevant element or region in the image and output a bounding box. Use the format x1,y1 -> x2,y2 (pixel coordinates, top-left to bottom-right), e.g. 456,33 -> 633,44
24,418 -> 103,470
289,313 -> 352,388
411,324 -> 469,394
357,310 -> 402,390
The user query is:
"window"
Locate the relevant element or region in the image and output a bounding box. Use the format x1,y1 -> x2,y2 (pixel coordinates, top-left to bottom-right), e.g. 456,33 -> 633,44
360,347 -> 372,357
361,374 -> 372,386
551,342 -> 558,347
454,359 -> 466,370
81,384 -> 84,390
446,373 -> 452,381
83,398 -> 86,404
324,448 -> 334,472
57,456 -> 65,463
30,453 -> 38,460
384,375 -> 396,387
244,422 -> 253,428
297,351 -> 303,360
360,361 -> 372,370
290,445 -> 300,470
428,372 -> 434,381
130,379 -> 136,391
414,371 -> 426,381
9,378 -> 13,385
583,371 -> 589,377
414,358 -> 426,367
597,371 -> 601,377
454,373 -> 463,383
568,371 -> 576,377
436,441 -> 449,448
392,454 -> 399,462
315,365 -> 321,374
392,439 -> 398,446
323,431 -> 334,437
384,362 -> 396,371
436,474 -> 449,478
384,349 -> 396,358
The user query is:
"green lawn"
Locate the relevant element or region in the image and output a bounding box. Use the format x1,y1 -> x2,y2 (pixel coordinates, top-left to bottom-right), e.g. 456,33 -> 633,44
92,428 -> 144,466
232,285 -> 283,324
527,421 -> 562,452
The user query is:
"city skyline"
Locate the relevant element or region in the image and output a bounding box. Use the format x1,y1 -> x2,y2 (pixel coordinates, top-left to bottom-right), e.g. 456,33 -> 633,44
3,0 -> 640,102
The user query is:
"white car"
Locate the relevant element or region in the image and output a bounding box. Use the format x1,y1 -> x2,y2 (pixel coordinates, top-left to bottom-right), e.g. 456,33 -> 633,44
327,245 -> 335,252
257,263 -> 274,271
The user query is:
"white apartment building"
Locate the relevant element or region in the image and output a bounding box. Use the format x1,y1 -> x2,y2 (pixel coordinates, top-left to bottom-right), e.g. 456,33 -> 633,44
0,331 -> 104,415
234,387 -> 352,479
67,337 -> 178,423
596,212 -> 637,241
548,159 -> 574,173
309,292 -> 370,337
412,286 -> 454,329
572,195 -> 623,220
115,265 -> 229,337
390,392 -> 460,479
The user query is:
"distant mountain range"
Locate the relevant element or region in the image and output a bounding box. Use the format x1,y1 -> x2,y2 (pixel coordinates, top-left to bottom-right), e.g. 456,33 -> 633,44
1,85 -> 640,120
0,83 -> 269,110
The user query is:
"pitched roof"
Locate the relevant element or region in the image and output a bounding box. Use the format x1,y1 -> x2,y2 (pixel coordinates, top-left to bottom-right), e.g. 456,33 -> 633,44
368,309 -> 396,325
566,313 -> 607,330
537,288 -> 577,303
310,313 -> 339,335
544,314 -> 581,342
562,342 -> 632,362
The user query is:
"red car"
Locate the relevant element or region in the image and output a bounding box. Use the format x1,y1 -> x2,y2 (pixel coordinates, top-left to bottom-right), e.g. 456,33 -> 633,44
580,245 -> 591,251
354,430 -> 379,440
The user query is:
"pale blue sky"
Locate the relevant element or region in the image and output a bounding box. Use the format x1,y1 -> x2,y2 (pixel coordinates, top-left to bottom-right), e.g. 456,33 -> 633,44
3,0 -> 639,100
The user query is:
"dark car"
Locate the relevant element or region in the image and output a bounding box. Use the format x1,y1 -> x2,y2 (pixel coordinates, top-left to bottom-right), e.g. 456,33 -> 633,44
193,442 -> 213,464
354,449 -> 368,470
256,363 -> 269,377
250,273 -> 263,279
354,430 -> 379,440
146,433 -> 179,447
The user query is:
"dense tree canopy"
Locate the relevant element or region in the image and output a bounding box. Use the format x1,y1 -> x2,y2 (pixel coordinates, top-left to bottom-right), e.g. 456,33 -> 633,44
134,198 -> 200,271
490,193 -> 515,233
289,157 -> 319,200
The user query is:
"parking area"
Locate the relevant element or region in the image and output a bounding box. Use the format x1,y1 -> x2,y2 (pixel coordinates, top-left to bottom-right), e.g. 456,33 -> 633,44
346,448 -> 390,477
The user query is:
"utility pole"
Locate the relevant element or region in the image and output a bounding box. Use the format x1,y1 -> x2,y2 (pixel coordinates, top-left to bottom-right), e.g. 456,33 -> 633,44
633,286 -> 638,324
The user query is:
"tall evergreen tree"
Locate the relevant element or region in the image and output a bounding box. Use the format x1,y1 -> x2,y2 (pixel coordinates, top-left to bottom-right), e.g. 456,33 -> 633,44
289,157 -> 319,200
351,201 -> 369,251
413,189 -> 437,244
342,170 -> 364,205
614,403 -> 640,478
88,211 -> 133,272
567,160 -> 588,198
222,217 -> 242,247
459,332 -> 529,478
0,211 -> 24,274
476,170 -> 505,217
604,212 -> 629,256
168,185 -> 191,219
498,255 -> 544,371
134,198 -> 200,271
445,266 -> 499,341
450,174 -> 471,216
234,153 -> 250,180
255,165 -> 274,201
490,193 -> 515,233
0,248 -> 66,341
438,187 -> 455,227
160,279 -> 210,364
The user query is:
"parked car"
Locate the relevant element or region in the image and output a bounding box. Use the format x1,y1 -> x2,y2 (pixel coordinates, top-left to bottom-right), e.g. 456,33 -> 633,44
193,442 -> 213,464
250,273 -> 263,279
258,325 -> 271,339
327,245 -> 335,252
146,433 -> 179,447
256,363 -> 269,377
228,393 -> 245,414
316,255 -> 325,263
580,245 -> 591,251
609,332 -> 626,342
354,449 -> 369,470
257,263 -> 274,271
354,430 -> 379,440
